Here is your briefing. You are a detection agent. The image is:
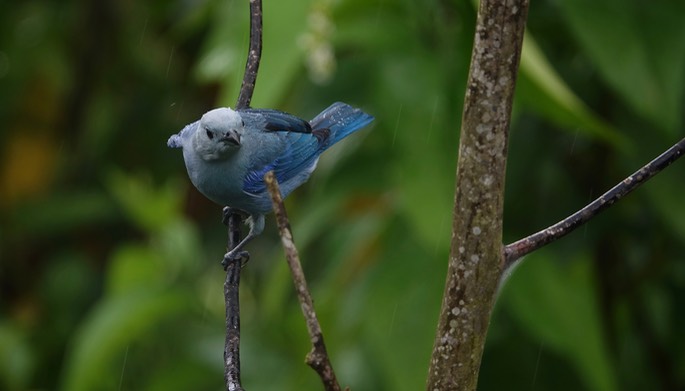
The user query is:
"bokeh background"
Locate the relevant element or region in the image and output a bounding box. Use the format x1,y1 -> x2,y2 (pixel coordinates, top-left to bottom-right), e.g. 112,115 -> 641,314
2,0 -> 684,390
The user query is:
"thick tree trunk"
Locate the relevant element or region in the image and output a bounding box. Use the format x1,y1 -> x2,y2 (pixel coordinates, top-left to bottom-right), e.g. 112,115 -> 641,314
426,0 -> 529,389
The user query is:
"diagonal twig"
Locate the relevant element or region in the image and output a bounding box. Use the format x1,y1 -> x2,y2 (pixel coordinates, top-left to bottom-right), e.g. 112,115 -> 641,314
264,171 -> 343,391
503,136 -> 685,269
223,0 -> 263,389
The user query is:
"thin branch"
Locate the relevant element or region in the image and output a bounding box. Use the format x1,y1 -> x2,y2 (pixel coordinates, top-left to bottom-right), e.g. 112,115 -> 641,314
222,0 -> 263,389
236,0 -> 263,110
264,171 -> 343,391
223,208 -> 245,391
504,136 -> 685,269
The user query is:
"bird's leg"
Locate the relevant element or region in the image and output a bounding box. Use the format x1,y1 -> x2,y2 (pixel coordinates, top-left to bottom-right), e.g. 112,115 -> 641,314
222,207 -> 250,268
222,233 -> 253,267
221,212 -> 265,269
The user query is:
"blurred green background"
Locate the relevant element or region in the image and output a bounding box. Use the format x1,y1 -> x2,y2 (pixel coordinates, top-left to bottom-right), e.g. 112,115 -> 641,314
1,0 -> 684,390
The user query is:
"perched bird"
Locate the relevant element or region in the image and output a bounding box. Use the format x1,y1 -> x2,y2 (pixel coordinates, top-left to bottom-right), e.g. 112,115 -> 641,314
168,102 -> 373,263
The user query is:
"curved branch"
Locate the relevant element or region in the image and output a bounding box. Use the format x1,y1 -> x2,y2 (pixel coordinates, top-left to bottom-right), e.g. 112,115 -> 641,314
264,171 -> 343,391
504,136 -> 685,269
223,0 -> 263,389
236,0 -> 263,110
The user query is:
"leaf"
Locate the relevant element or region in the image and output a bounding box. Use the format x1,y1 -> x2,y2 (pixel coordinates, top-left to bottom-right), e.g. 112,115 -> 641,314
354,216 -> 445,391
375,53 -> 457,250
645,170 -> 685,243
8,191 -> 116,241
469,0 -> 626,147
518,33 -> 628,148
60,290 -> 191,391
0,323 -> 33,391
194,0 -> 246,86
501,252 -> 617,391
197,0 -> 312,108
106,245 -> 165,296
559,0 -> 685,134
106,171 -> 184,233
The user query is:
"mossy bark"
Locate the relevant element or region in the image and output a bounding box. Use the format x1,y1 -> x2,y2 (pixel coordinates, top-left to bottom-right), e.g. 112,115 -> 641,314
426,0 -> 529,389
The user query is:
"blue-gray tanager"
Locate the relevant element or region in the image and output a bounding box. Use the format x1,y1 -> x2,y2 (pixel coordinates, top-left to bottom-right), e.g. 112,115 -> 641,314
168,102 -> 373,262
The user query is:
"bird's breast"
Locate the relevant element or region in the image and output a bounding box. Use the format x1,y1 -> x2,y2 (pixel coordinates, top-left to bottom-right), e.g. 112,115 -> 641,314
183,135 -> 285,214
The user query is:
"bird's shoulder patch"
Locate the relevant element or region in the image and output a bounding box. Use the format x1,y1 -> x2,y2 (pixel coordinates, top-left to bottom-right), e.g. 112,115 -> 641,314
240,108 -> 312,134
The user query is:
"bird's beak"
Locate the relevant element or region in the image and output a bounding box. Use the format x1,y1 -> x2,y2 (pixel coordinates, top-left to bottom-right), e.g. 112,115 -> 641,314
220,130 -> 241,146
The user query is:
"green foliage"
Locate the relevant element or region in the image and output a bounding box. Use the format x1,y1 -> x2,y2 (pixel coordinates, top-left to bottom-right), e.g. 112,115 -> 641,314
60,290 -> 192,391
501,253 -> 615,391
1,0 -> 684,390
0,323 -> 33,390
518,34 -> 627,148
559,0 -> 685,134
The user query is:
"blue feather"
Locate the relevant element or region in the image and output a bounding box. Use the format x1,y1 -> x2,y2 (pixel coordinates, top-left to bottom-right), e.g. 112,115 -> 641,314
242,103 -> 373,196
310,102 -> 374,144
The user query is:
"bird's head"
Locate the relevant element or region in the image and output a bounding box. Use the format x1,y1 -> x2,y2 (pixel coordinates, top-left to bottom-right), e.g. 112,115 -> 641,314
194,107 -> 245,161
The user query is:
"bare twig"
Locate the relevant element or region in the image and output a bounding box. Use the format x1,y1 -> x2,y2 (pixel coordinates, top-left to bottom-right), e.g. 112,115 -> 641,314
236,0 -> 263,109
223,0 -> 264,389
222,208 -> 245,390
426,0 -> 529,390
504,136 -> 685,269
223,208 -> 245,391
264,171 -> 343,391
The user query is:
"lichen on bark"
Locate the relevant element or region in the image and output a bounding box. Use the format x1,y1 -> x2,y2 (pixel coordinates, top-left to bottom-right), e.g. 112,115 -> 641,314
426,0 -> 529,390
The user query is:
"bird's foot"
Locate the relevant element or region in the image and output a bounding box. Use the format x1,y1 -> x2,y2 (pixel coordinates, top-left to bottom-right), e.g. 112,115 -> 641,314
221,249 -> 250,270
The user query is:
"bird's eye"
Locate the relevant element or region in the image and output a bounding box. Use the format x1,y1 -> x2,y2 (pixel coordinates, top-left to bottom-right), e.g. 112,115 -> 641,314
205,129 -> 214,140
240,120 -> 245,127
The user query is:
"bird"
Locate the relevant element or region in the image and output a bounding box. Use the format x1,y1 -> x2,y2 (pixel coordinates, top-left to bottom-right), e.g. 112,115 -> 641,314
168,102 -> 374,265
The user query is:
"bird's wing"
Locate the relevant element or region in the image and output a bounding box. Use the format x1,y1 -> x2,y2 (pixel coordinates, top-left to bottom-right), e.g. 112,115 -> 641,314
240,109 -> 328,195
242,130 -> 328,195
239,108 -> 312,133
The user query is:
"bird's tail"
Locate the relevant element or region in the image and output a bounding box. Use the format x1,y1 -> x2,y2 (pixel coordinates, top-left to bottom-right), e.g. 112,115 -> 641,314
310,102 -> 374,146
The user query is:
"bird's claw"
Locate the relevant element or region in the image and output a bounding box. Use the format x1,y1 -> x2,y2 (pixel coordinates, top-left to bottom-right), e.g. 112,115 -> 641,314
222,250 -> 250,270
